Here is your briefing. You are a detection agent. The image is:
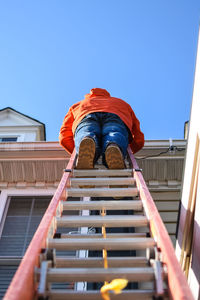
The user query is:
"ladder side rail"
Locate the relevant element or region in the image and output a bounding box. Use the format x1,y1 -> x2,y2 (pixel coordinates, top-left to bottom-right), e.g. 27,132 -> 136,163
128,148 -> 194,300
3,150 -> 76,300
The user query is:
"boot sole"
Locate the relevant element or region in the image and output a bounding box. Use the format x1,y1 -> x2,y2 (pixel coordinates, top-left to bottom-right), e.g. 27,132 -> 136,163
76,138 -> 95,169
105,145 -> 125,169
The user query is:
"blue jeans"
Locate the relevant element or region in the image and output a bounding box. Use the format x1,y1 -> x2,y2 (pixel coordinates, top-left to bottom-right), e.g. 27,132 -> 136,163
74,112 -> 129,163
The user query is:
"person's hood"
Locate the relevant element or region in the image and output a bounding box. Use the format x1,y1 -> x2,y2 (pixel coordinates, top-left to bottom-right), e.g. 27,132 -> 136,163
85,88 -> 110,98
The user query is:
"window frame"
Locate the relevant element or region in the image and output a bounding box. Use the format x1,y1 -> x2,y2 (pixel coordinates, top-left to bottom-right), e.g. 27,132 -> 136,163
0,195 -> 52,258
0,190 -> 55,259
0,197 -> 11,238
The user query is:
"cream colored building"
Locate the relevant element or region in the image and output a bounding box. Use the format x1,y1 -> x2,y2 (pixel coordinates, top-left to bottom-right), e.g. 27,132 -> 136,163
0,106 -> 187,298
176,28 -> 200,299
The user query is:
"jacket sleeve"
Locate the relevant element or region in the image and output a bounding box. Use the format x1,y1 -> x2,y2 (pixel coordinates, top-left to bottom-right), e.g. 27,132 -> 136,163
59,107 -> 75,154
129,111 -> 144,154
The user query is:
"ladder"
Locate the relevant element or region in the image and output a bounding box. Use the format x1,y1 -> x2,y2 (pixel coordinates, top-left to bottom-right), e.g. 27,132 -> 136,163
4,148 -> 194,300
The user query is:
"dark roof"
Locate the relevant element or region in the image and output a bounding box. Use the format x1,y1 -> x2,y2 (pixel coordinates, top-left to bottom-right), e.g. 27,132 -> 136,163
0,107 -> 46,141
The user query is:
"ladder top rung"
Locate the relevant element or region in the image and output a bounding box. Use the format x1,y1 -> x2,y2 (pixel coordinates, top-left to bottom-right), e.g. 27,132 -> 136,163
73,169 -> 133,177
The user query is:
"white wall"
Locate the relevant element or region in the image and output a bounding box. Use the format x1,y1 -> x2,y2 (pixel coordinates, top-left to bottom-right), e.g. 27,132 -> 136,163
0,108 -> 45,141
176,27 -> 200,299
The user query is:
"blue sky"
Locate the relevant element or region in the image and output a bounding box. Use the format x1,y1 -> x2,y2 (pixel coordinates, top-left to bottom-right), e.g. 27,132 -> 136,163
0,1 -> 200,142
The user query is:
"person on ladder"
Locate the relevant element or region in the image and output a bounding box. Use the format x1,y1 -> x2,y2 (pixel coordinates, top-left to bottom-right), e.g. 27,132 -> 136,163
59,88 -> 144,169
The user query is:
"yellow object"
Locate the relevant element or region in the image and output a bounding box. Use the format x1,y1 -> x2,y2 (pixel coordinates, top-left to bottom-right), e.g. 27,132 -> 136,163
101,279 -> 128,300
100,210 -> 128,299
101,210 -> 108,270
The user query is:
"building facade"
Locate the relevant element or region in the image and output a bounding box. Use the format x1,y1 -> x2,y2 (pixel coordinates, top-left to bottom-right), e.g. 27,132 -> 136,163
176,28 -> 200,299
0,107 -> 186,298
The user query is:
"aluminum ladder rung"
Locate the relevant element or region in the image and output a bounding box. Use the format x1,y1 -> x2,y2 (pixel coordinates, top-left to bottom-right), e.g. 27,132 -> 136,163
48,237 -> 156,251
56,215 -> 148,228
73,169 -> 133,177
62,200 -> 143,210
67,187 -> 138,197
58,233 -> 147,239
37,267 -> 155,282
55,256 -> 149,268
47,289 -> 155,300
70,177 -> 135,186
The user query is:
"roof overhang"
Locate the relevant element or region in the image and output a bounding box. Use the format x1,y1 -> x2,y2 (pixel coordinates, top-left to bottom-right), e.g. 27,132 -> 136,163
0,140 -> 186,189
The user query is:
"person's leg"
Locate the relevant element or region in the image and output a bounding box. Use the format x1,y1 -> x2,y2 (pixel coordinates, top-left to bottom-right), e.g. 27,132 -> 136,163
101,113 -> 129,169
74,113 -> 101,169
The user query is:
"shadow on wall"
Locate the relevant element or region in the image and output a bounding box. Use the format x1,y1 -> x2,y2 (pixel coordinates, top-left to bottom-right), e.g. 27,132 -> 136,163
177,202 -> 200,298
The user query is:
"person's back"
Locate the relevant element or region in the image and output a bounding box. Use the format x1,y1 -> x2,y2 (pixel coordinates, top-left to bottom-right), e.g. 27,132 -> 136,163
59,88 -> 144,169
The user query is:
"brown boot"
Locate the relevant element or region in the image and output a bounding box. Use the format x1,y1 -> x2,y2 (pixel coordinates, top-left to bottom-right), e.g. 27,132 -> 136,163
105,144 -> 125,169
76,137 -> 96,169
76,137 -> 96,188
105,144 -> 126,199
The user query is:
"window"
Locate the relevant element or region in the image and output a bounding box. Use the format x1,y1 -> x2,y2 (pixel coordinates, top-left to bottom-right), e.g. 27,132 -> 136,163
0,197 -> 51,256
0,196 -> 78,298
0,196 -> 51,299
0,137 -> 18,142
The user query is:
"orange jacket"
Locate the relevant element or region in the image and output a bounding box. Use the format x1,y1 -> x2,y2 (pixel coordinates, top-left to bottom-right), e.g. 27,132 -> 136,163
59,88 -> 144,154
